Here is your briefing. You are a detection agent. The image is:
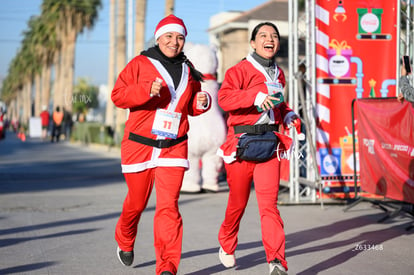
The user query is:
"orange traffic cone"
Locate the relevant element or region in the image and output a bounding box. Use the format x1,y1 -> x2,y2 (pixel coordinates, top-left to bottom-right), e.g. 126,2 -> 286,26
17,131 -> 26,142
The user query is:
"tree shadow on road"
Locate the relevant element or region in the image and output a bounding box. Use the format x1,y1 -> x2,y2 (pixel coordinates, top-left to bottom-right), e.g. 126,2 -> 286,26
0,228 -> 98,248
0,138 -> 124,194
180,212 -> 413,274
291,221 -> 413,274
0,262 -> 56,274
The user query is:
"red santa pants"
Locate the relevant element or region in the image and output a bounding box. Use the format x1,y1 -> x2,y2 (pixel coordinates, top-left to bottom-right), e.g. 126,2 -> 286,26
218,156 -> 287,269
115,167 -> 185,275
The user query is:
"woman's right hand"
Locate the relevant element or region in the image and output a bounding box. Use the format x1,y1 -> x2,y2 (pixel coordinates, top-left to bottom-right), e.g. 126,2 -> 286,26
260,95 -> 280,111
150,77 -> 163,97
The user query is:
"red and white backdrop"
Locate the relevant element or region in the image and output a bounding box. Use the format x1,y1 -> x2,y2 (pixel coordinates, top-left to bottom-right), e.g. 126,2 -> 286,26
315,0 -> 398,198
357,99 -> 414,204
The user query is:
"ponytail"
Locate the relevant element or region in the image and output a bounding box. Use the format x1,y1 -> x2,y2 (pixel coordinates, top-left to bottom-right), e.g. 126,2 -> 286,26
183,57 -> 205,82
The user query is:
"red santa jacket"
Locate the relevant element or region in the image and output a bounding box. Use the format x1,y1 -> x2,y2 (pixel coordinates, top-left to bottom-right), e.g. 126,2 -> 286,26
112,55 -> 211,173
217,54 -> 296,164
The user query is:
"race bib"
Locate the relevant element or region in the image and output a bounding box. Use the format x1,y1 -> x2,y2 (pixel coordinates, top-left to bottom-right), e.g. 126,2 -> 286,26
266,81 -> 284,95
151,109 -> 182,139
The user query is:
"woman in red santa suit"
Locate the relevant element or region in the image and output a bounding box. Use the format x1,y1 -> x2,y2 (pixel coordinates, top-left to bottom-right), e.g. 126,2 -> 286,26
217,22 -> 301,275
111,14 -> 211,275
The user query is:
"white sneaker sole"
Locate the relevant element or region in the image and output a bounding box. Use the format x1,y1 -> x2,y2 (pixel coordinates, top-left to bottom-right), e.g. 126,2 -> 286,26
219,247 -> 236,268
269,263 -> 288,275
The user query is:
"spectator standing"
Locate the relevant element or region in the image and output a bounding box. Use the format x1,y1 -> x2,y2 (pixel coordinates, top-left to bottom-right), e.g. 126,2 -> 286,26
398,57 -> 414,103
51,106 -> 64,143
40,105 -> 50,141
62,107 -> 73,140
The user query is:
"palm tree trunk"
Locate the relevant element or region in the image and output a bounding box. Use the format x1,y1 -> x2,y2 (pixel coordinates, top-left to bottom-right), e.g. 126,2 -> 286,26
55,9 -> 75,111
34,73 -> 41,116
41,65 -> 52,111
8,99 -> 17,128
165,0 -> 174,16
135,0 -> 147,54
16,90 -> 22,121
17,90 -> 22,124
105,0 -> 116,127
59,7 -> 76,113
53,49 -> 63,109
115,0 -> 127,142
62,28 -> 77,113
23,82 -> 31,124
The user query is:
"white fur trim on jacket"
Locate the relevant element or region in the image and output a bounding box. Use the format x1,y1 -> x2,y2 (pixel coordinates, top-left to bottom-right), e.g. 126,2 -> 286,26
254,91 -> 268,107
155,24 -> 186,40
216,148 -> 237,164
122,158 -> 189,173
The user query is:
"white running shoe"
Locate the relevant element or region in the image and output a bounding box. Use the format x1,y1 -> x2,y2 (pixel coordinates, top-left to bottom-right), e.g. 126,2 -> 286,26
269,258 -> 287,275
219,246 -> 236,268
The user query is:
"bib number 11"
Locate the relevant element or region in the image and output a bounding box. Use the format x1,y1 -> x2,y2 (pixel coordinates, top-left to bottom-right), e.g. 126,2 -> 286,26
151,109 -> 181,139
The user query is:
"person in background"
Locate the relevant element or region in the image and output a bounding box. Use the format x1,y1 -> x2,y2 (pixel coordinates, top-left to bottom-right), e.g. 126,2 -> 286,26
40,105 -> 50,141
0,107 -> 5,139
51,106 -> 64,143
77,112 -> 86,123
216,22 -> 301,275
62,107 -> 73,141
398,58 -> 414,103
111,14 -> 211,275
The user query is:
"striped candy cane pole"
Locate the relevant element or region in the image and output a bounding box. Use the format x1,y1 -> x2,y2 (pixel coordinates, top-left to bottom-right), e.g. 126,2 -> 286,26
315,3 -> 331,149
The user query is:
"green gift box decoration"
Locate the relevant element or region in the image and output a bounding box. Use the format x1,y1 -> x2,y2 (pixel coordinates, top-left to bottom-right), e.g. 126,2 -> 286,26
357,8 -> 383,34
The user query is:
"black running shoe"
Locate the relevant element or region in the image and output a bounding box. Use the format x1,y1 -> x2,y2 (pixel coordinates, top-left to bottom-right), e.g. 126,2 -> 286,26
117,246 -> 134,266
160,272 -> 174,275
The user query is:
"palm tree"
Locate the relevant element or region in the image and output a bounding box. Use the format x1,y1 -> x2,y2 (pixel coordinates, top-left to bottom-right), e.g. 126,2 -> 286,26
41,0 -> 102,112
15,30 -> 41,124
165,0 -> 174,16
24,16 -> 41,117
25,16 -> 54,116
135,0 -> 147,54
108,0 -> 147,142
105,0 -> 116,127
115,0 -> 127,142
1,57 -> 22,109
1,0 -> 102,131
35,11 -> 60,115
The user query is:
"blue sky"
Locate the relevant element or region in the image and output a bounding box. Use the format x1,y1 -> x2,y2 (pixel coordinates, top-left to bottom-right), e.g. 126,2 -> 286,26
0,0 -> 268,86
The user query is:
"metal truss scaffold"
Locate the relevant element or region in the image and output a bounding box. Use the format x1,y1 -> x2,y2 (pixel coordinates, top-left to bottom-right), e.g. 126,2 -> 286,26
288,0 -> 321,206
287,0 -> 412,206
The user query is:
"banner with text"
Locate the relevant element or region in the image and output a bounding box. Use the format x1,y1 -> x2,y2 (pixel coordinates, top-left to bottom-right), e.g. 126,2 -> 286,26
315,0 -> 398,199
357,99 -> 414,204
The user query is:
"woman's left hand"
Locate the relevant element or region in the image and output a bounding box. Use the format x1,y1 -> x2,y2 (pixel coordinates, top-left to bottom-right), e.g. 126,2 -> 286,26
289,115 -> 300,127
397,92 -> 405,103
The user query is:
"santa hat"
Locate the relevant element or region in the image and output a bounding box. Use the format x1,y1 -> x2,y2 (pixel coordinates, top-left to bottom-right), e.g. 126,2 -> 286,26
154,14 -> 187,41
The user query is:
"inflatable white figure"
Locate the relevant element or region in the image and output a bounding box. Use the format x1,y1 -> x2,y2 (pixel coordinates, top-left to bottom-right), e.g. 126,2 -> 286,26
182,43 -> 227,193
